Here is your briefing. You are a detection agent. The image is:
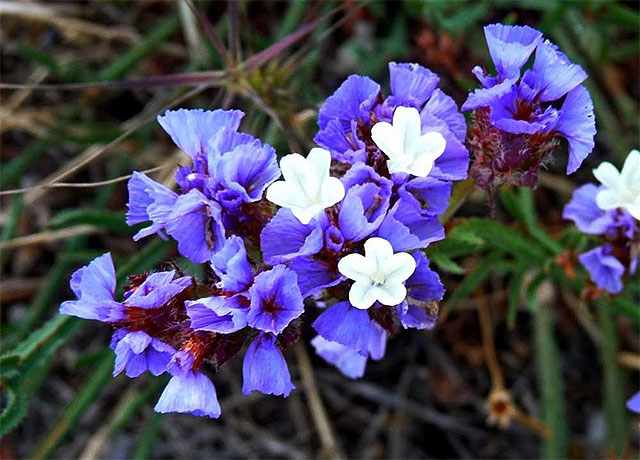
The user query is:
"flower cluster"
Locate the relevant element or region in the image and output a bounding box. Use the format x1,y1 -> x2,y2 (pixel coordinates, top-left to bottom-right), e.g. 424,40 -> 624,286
563,150 -> 639,294
60,61 -> 468,418
463,24 -> 596,190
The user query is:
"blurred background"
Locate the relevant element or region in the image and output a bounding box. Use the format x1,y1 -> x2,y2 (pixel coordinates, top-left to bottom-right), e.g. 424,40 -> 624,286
1,1 -> 638,458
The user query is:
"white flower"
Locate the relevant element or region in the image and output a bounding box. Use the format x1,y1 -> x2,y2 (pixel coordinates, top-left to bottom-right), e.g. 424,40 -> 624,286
337,237 -> 416,310
266,147 -> 345,224
593,149 -> 640,220
370,106 -> 446,177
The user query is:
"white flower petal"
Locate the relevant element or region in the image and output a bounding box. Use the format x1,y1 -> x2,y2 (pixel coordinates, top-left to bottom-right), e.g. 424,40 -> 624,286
621,150 -> 640,192
338,253 -> 375,284
593,162 -> 622,193
290,205 -> 322,225
383,252 -> 417,284
417,131 -> 446,157
266,181 -> 306,209
349,281 -> 379,310
320,177 -> 345,208
363,237 -> 394,269
626,200 -> 640,220
595,189 -> 624,210
279,153 -> 321,200
306,147 -> 332,181
393,106 -> 422,151
371,121 -> 402,160
375,282 -> 407,307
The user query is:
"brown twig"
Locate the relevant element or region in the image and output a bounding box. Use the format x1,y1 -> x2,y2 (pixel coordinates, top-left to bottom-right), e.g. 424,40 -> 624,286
294,342 -> 344,460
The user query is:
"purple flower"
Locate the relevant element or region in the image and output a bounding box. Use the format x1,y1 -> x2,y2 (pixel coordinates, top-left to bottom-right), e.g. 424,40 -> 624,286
123,271 -> 191,308
60,253 -> 124,322
315,62 -> 469,182
310,323 -> 387,379
212,138 -> 280,204
289,257 -> 344,299
157,109 -> 244,161
463,24 -> 595,186
375,197 -> 444,252
396,252 -> 444,330
111,330 -> 175,378
338,165 -> 393,242
312,301 -> 373,353
154,350 -> 221,418
579,245 -> 627,294
126,172 -> 178,241
165,189 -> 226,263
210,236 -> 253,292
247,265 -> 304,334
260,208 -> 324,265
627,391 -> 640,413
310,336 -> 367,379
242,333 -> 295,396
186,295 -> 248,333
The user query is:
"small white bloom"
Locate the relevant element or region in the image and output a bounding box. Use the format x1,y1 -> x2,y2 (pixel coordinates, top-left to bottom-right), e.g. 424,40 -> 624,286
266,147 -> 345,224
371,106 -> 446,177
593,149 -> 640,220
337,237 -> 416,310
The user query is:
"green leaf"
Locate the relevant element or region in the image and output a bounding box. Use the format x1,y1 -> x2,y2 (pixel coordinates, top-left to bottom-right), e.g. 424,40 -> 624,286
507,264 -> 528,328
428,251 -> 464,275
0,377 -> 26,437
596,300 -> 629,454
533,295 -> 568,458
49,209 -> 131,232
446,252 -> 512,311
454,218 -> 548,263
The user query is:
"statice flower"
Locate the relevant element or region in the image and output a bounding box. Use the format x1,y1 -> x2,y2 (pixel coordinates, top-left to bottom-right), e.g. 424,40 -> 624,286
563,150 -> 639,294
463,24 -> 596,189
127,108 -> 280,263
62,64 -> 463,415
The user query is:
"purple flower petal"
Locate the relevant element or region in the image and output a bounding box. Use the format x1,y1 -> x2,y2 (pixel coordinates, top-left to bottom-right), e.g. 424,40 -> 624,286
579,245 -> 626,294
157,108 -> 244,160
317,75 -> 380,130
376,198 -> 444,252
247,265 -> 304,334
312,301 -> 372,353
124,271 -> 192,309
242,333 -> 295,397
218,140 -> 280,203
388,62 -> 439,107
554,85 -> 596,174
112,331 -> 175,378
627,391 -> 640,413
165,189 -> 226,263
406,251 -> 445,302
186,295 -> 248,333
210,236 -> 253,292
126,171 -> 178,240
483,24 -> 542,79
154,371 -> 221,418
289,257 -> 344,299
310,336 -> 367,379
260,208 -> 324,265
422,89 -> 467,143
420,112 -> 470,181
563,184 -> 616,235
525,40 -> 587,102
60,253 -> 124,322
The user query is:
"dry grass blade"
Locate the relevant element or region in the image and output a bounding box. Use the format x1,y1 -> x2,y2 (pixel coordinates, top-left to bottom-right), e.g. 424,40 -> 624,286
0,71 -> 227,91
0,225 -> 103,250
294,342 -> 344,460
21,84 -> 209,207
0,1 -> 139,43
0,165 -> 172,197
184,0 -> 232,66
